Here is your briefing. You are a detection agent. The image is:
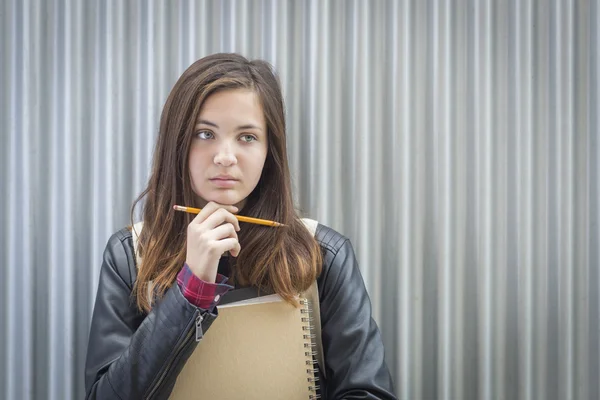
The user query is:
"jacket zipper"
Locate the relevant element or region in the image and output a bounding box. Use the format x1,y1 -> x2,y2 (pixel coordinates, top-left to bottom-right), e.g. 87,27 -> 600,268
146,310 -> 204,399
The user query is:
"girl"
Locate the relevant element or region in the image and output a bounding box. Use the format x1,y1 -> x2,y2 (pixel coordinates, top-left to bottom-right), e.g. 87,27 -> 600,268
85,53 -> 396,399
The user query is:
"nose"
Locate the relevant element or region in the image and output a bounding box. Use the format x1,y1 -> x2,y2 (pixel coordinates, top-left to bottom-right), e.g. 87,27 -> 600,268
213,143 -> 237,167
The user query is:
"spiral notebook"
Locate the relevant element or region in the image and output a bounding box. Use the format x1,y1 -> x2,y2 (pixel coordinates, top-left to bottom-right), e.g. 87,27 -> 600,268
168,293 -> 320,400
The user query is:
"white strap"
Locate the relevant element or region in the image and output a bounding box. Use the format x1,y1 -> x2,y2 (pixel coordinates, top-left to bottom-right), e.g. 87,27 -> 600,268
131,221 -> 154,304
131,221 -> 144,268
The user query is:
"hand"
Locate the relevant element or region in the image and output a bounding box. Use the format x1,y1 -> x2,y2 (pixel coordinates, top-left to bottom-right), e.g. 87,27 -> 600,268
185,202 -> 241,283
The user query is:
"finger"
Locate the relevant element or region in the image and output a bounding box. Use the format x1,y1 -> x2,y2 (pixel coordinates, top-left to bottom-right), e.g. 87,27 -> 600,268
206,223 -> 238,242
191,202 -> 238,226
212,238 -> 241,257
229,242 -> 242,257
202,208 -> 241,231
190,202 -> 220,225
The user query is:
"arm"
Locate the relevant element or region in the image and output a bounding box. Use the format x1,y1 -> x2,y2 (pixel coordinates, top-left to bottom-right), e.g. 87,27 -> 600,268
317,234 -> 397,399
84,230 -> 218,399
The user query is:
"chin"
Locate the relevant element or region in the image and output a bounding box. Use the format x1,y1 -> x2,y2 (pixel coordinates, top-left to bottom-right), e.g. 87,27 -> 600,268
203,191 -> 247,207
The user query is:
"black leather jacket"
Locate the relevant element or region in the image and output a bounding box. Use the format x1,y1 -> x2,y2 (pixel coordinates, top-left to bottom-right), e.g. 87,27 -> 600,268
85,223 -> 397,399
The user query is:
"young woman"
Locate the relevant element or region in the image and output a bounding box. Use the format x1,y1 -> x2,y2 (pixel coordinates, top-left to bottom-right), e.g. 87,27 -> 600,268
85,53 -> 396,399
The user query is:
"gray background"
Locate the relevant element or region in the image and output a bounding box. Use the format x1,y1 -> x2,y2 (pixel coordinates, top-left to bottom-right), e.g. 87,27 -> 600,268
1,0 -> 598,399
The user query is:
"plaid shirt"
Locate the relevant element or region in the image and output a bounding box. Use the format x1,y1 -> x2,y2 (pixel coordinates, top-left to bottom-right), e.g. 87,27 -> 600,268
177,263 -> 233,312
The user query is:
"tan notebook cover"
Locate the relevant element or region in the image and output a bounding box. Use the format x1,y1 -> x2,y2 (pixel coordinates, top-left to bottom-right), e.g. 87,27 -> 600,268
169,294 -> 319,400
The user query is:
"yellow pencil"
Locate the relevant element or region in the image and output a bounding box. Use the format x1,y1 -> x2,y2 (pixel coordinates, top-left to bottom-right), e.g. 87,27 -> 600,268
173,205 -> 285,227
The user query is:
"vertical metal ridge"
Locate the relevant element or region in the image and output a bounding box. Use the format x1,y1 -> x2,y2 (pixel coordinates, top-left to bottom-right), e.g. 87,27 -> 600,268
398,0 -> 414,397
0,0 -> 9,394
574,3 -> 592,400
589,1 -> 600,398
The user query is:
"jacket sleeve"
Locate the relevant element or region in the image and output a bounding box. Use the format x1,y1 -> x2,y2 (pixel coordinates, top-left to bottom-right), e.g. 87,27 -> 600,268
318,236 -> 397,399
84,230 -> 217,399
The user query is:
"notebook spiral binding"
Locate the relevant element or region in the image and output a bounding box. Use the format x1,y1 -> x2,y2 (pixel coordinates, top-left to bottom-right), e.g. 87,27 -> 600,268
300,298 -> 321,400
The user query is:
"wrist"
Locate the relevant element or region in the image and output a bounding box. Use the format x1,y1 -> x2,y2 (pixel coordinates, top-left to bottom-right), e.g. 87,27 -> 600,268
185,261 -> 216,283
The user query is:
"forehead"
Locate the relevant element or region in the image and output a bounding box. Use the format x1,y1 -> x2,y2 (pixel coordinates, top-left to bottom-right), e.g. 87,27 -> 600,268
197,89 -> 265,127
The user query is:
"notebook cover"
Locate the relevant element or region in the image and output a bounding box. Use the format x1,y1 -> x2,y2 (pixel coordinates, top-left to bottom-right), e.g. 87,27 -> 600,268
168,295 -> 317,400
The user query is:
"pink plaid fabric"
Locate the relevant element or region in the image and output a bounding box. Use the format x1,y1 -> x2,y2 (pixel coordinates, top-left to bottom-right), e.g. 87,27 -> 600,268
177,263 -> 233,311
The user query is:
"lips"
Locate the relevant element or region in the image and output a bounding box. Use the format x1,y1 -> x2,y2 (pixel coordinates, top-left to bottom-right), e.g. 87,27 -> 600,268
209,175 -> 239,188
211,175 -> 238,181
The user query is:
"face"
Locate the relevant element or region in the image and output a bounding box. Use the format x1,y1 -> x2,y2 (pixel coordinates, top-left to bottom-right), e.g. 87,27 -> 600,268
189,89 -> 268,209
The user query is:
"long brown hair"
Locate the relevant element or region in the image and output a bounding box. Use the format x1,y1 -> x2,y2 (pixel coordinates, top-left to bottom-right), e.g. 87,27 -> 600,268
131,53 -> 322,313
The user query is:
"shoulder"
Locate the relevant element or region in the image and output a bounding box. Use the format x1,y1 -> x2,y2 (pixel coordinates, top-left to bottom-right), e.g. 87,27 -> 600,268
300,218 -> 352,273
314,223 -> 357,287
314,223 -> 350,257
101,227 -> 137,289
312,223 -> 369,311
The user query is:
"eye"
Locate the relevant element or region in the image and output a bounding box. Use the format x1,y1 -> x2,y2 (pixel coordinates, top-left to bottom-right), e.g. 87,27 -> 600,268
240,134 -> 257,143
196,130 -> 214,140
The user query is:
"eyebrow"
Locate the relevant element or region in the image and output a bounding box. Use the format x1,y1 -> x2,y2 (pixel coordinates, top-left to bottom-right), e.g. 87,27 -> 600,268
196,119 -> 263,131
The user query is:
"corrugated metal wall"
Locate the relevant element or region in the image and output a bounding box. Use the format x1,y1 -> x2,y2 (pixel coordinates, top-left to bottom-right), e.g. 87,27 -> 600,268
1,1 -> 598,399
